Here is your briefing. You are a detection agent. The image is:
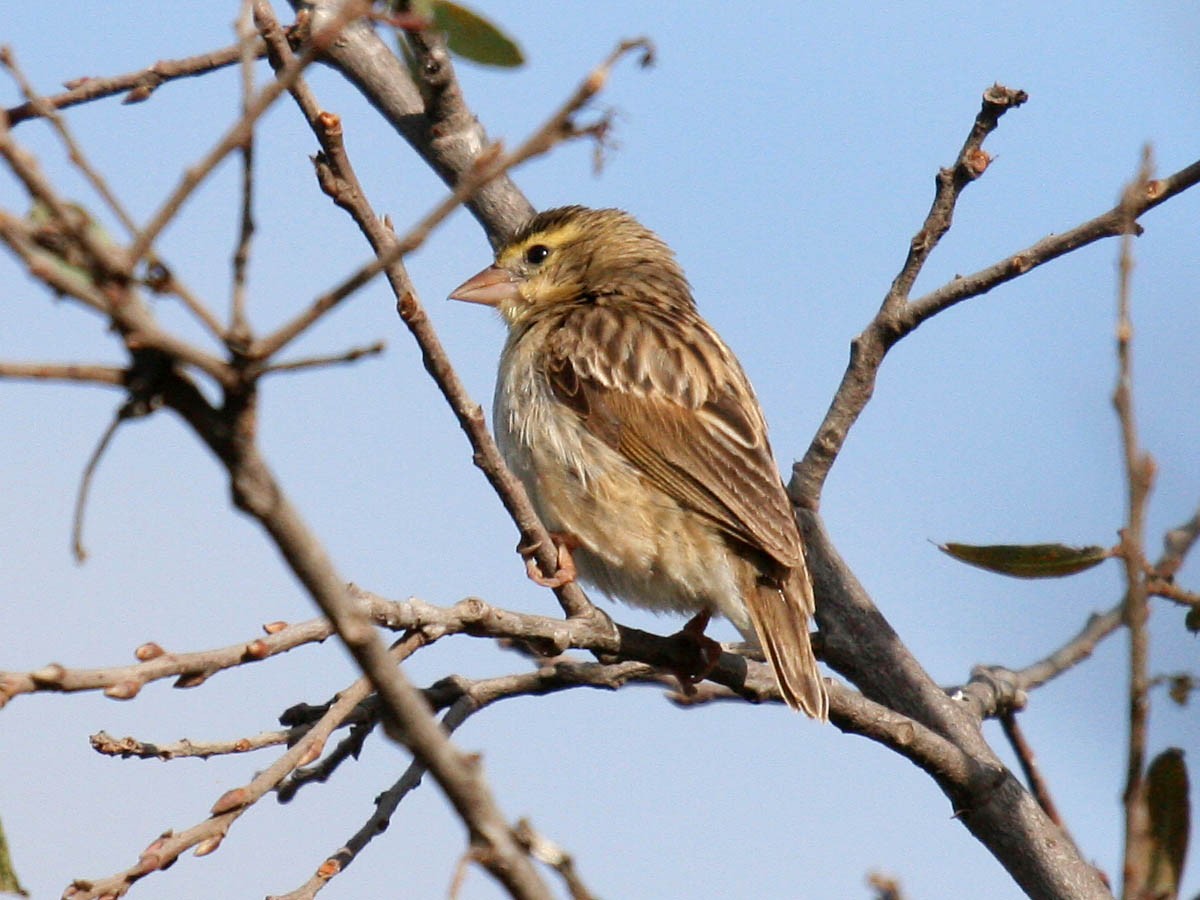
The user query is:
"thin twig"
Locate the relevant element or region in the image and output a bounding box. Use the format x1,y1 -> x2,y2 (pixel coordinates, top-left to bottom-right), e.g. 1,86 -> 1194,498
1158,504 -> 1200,580
67,664 -> 382,900
4,38 -> 270,127
251,10 -> 627,629
999,712 -> 1068,831
127,1 -> 371,265
1115,148 -> 1156,900
792,85 -> 1027,505
90,728 -> 290,760
0,361 -> 126,386
1146,578 -> 1200,610
70,410 -> 125,562
147,267 -> 227,340
1,49 -> 228,342
957,500 -> 1200,721
903,155 -> 1200,329
0,48 -> 138,238
0,142 -> 235,387
229,0 -> 258,342
303,0 -> 534,245
260,340 -> 385,375
250,37 -> 652,362
0,614 -> 336,708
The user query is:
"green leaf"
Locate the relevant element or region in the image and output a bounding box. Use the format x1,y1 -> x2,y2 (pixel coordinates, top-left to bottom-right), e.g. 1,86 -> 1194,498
432,1 -> 524,68
1186,607 -> 1200,634
937,542 -> 1110,578
1146,748 -> 1190,900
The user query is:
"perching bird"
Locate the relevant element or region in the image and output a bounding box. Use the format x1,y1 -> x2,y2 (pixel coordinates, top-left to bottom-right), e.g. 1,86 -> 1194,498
450,206 -> 827,718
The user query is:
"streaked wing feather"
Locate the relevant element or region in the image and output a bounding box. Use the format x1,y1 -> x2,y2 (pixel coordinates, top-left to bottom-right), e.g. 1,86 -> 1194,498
545,305 -> 802,569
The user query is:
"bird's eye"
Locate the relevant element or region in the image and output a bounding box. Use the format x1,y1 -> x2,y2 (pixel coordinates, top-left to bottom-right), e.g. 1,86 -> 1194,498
524,244 -> 550,265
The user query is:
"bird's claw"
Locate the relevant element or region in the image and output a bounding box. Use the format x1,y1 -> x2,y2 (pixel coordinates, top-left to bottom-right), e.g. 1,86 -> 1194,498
671,610 -> 723,695
519,533 -> 578,589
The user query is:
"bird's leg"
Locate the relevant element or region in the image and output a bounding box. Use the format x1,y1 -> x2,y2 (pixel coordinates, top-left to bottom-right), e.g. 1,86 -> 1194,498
518,532 -> 578,589
669,609 -> 724,696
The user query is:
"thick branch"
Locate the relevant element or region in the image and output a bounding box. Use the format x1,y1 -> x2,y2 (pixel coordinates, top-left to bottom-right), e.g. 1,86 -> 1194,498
295,0 -> 534,245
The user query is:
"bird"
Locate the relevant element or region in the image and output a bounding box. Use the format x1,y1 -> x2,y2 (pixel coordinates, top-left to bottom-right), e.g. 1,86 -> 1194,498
449,205 -> 828,718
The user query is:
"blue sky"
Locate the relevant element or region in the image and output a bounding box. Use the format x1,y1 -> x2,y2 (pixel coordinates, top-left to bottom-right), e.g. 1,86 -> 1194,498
2,3 -> 1198,898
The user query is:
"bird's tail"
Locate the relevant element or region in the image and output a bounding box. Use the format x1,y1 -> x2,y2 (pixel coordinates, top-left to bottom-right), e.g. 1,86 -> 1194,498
744,553 -> 828,719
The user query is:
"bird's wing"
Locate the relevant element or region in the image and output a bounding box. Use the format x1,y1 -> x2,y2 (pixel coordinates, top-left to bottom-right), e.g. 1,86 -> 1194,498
544,303 -> 803,570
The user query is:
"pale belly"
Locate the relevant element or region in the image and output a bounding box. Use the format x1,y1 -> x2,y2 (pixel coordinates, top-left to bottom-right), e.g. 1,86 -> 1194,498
495,349 -> 751,633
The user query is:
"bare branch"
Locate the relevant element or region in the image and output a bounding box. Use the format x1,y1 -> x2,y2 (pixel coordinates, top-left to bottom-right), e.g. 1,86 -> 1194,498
251,36 -> 650,362
0,615 -> 334,708
127,1 -> 372,265
70,410 -> 125,562
1115,149 -> 1156,900
67,665 -> 381,900
1158,503 -> 1200,580
1000,712 -> 1072,839
0,361 -> 126,386
792,85 -> 1027,505
229,0 -> 259,341
0,48 -> 139,239
299,0 -> 534,245
903,154 -> 1200,329
260,340 -> 385,375
4,38 -> 270,127
90,728 -> 289,761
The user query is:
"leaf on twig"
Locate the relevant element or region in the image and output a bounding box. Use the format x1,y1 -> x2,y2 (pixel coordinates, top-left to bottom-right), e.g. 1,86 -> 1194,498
432,1 -> 524,68
937,542 -> 1110,578
1146,747 -> 1190,900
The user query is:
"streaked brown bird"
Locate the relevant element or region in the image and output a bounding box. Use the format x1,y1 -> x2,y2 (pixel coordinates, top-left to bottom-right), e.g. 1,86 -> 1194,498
450,206 -> 827,718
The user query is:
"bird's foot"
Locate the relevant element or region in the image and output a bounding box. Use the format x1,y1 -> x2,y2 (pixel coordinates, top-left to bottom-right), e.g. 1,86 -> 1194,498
518,532 -> 578,589
669,610 -> 723,696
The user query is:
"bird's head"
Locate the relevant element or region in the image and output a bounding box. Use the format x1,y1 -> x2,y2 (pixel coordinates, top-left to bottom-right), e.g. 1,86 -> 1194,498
449,205 -> 691,327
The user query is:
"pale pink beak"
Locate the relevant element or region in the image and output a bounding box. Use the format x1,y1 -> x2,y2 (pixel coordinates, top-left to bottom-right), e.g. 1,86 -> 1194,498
449,264 -> 522,307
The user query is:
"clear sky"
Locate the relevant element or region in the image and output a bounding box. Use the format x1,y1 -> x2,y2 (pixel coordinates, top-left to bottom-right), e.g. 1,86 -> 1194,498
2,3 -> 1198,899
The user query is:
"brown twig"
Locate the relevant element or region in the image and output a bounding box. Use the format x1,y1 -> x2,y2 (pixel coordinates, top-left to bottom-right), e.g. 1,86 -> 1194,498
791,85 -> 1027,506
0,361 -> 127,387
0,615 -> 335,708
70,410 -> 125,562
515,819 -> 596,900
229,0 -> 258,342
66,659 -> 384,900
0,184 -> 234,387
1157,504 -> 1200,581
904,155 -> 1200,330
1115,149 -> 1156,900
300,0 -> 534,245
90,727 -> 290,761
2,48 -> 228,343
252,10 -> 634,630
4,39 -> 270,127
0,48 -> 138,239
999,712 -> 1068,831
1146,579 -> 1200,610
260,340 -> 385,375
250,36 -> 651,363
126,1 -> 372,266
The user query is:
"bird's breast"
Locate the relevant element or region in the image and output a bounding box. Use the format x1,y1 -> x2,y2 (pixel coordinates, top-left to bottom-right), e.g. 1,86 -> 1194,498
492,333 -> 749,628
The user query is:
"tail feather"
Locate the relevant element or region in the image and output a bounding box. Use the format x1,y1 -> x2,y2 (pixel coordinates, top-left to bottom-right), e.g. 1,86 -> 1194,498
743,555 -> 828,719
